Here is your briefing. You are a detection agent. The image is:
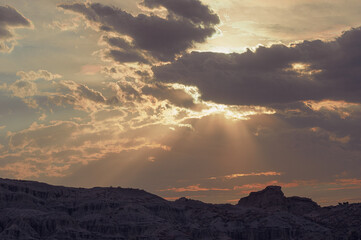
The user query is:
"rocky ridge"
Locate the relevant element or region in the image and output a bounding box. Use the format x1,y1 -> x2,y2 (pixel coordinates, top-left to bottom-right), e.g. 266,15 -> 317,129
0,178 -> 360,239
237,186 -> 321,215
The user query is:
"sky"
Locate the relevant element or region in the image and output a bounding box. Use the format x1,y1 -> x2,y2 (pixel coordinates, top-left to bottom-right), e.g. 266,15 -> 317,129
0,0 -> 361,205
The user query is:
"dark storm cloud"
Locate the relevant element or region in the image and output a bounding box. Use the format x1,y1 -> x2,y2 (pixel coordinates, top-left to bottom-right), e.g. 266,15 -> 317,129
141,0 -> 220,25
58,2 -> 218,61
153,27 -> 361,105
0,5 -> 31,51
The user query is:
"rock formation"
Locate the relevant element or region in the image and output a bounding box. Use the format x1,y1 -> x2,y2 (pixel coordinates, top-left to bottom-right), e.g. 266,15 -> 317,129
237,185 -> 321,215
0,178 -> 360,239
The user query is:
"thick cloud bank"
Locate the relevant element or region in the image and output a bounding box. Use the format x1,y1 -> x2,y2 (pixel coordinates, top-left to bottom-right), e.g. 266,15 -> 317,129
59,1 -> 219,62
153,27 -> 361,106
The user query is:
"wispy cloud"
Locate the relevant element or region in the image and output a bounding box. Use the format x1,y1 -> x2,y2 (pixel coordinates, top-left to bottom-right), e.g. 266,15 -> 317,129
328,178 -> 361,191
16,70 -> 62,81
209,171 -> 282,180
161,184 -> 232,192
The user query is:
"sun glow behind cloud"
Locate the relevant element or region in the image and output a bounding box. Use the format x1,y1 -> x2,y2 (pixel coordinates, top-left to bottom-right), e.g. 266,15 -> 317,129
169,83 -> 276,121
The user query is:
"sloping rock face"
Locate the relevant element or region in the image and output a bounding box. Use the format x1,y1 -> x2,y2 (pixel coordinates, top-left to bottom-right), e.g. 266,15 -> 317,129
0,178 -> 360,240
237,186 -> 288,210
237,186 -> 321,215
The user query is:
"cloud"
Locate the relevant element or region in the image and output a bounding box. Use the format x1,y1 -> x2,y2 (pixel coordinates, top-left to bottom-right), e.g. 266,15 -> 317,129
105,80 -> 143,103
209,171 -> 282,180
10,79 -> 122,113
142,83 -> 200,110
328,178 -> 361,190
92,109 -> 125,122
58,2 -> 219,61
58,80 -> 107,109
16,70 -> 62,81
8,121 -> 78,150
49,18 -> 80,31
4,111 -> 356,204
272,100 -> 361,150
2,118 -> 173,178
80,65 -> 102,75
27,80 -> 127,112
9,79 -> 37,98
102,36 -> 150,64
7,70 -> 62,105
106,49 -> 150,64
161,184 -> 231,192
6,78 -> 115,112
0,5 -> 31,52
153,27 -> 361,105
141,0 -> 220,26
0,162 -> 44,179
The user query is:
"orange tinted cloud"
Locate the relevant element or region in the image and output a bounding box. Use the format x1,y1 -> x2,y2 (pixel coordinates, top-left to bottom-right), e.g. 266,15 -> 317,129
161,184 -> 232,192
80,65 -> 102,75
222,171 -> 282,180
335,178 -> 361,185
328,178 -> 361,191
